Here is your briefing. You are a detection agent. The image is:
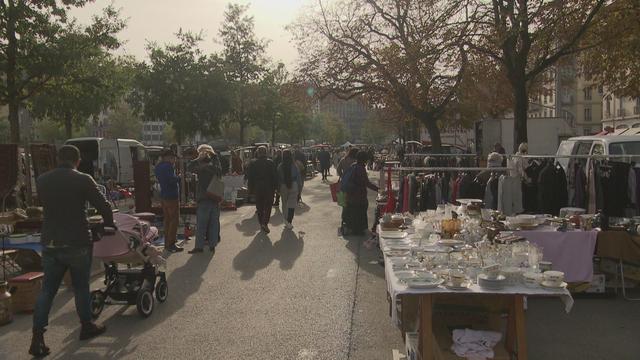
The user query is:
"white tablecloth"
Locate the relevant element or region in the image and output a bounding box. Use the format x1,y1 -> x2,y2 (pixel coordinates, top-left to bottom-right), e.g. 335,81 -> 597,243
379,233 -> 574,325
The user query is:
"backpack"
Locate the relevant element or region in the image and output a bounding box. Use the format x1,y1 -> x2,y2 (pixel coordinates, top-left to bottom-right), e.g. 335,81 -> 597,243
340,164 -> 357,193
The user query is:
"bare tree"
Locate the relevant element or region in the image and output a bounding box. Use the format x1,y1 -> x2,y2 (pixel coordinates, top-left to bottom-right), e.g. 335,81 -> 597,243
465,0 -> 607,146
291,0 -> 469,151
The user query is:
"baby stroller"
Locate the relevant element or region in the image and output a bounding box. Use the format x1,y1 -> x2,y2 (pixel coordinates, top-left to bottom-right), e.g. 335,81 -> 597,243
90,213 -> 167,318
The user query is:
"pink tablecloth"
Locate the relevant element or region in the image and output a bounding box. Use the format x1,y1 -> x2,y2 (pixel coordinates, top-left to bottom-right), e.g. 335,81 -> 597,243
513,228 -> 598,283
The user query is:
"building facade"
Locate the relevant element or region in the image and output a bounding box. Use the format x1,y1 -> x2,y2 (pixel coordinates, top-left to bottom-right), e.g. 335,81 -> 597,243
141,121 -> 166,145
318,95 -> 373,142
601,93 -> 640,131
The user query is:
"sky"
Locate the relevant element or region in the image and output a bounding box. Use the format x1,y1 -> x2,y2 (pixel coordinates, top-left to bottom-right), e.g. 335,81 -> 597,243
70,0 -> 308,67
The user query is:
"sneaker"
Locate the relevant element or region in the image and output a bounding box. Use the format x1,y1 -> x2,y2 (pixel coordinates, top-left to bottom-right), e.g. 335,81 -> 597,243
165,244 -> 184,253
79,322 -> 106,341
188,248 -> 204,254
285,222 -> 293,230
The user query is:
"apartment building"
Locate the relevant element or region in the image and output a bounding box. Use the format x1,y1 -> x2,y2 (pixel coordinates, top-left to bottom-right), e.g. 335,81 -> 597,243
601,93 -> 640,132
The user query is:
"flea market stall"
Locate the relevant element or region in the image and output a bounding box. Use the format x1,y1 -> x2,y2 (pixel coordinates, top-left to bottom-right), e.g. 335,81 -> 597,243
375,153 -> 640,359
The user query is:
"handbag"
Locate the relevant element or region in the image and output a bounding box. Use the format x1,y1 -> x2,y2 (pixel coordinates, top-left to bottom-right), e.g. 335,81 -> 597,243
206,175 -> 225,200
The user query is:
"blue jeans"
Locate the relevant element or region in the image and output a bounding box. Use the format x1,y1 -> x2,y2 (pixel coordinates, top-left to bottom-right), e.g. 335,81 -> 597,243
33,246 -> 93,330
196,199 -> 220,249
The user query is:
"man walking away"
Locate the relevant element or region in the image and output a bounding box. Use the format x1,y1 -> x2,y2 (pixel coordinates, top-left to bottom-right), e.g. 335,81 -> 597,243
247,146 -> 278,233
30,145 -> 116,356
154,149 -> 184,252
318,148 -> 331,181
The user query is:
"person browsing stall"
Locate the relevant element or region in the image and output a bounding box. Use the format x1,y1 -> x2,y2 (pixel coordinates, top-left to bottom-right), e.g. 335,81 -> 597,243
154,149 -> 184,253
187,145 -> 223,254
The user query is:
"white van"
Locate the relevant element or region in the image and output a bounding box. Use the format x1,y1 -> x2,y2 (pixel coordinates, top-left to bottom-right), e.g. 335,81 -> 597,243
556,135 -> 640,172
65,137 -> 147,185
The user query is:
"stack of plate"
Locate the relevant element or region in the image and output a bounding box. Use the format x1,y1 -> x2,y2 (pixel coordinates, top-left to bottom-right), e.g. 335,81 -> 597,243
380,231 -> 408,239
405,272 -> 444,289
478,273 -> 507,290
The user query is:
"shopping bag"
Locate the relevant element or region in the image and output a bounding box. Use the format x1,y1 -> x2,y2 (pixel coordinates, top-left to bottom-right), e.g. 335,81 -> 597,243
330,182 -> 339,202
337,191 -> 346,207
206,175 -> 225,201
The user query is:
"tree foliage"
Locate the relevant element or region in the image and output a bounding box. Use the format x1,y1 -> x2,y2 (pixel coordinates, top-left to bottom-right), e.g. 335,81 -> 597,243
130,32 -> 230,144
30,48 -> 132,139
0,1 -> 124,142
580,0 -> 640,97
465,0 -> 607,146
107,102 -> 142,139
291,0 -> 469,151
220,3 -> 269,145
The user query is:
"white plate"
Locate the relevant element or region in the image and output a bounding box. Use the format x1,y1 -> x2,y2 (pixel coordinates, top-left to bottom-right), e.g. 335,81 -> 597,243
541,281 -> 568,289
444,281 -> 471,290
478,274 -> 506,282
406,278 -> 444,289
437,239 -> 465,247
381,231 -> 408,239
395,270 -> 417,281
385,250 -> 411,257
456,199 -> 483,205
384,239 -> 412,246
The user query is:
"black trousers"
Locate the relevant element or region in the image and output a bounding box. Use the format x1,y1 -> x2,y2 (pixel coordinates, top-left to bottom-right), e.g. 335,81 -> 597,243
255,190 -> 275,226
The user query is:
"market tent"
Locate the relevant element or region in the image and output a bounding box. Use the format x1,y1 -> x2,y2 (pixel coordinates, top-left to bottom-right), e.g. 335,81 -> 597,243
341,141 -> 353,148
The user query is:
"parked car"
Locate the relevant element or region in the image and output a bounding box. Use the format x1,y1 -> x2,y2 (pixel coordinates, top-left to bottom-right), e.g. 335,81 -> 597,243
556,135 -> 640,173
65,137 -> 147,185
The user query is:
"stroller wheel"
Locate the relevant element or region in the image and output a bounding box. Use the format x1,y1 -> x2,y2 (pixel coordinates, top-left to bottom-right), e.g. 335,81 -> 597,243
90,290 -> 105,319
155,280 -> 168,303
136,288 -> 154,318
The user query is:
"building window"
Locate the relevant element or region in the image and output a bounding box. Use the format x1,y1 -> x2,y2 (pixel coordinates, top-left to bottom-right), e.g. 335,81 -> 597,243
584,86 -> 592,101
585,107 -> 592,122
605,96 -> 611,117
544,109 -> 548,117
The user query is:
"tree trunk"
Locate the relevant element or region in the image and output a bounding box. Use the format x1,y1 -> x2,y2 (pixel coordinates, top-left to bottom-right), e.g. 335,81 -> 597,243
271,116 -> 276,146
239,121 -> 245,145
511,75 -> 529,148
64,113 -> 73,140
8,100 -> 20,143
422,117 -> 442,153
7,0 -> 20,143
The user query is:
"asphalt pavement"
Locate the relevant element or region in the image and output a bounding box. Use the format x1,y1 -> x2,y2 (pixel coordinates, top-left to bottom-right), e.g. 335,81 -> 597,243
2,169 -> 640,360
0,169 -> 403,360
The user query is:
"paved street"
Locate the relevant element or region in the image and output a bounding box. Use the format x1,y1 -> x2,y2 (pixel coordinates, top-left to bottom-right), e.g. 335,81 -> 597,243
2,170 -> 640,360
0,171 -> 403,360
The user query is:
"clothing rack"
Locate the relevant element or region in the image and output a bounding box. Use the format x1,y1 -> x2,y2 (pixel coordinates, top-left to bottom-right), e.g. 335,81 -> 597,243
404,153 -> 480,157
393,166 -> 511,172
509,154 -> 640,159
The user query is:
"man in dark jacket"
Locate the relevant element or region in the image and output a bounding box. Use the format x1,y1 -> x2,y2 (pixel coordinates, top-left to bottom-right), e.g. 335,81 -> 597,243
247,146 -> 278,233
30,145 -> 115,356
317,148 -> 331,181
154,149 -> 183,252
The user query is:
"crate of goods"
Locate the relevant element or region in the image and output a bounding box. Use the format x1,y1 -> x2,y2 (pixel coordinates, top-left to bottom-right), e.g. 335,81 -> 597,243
8,272 -> 44,313
586,273 -> 606,293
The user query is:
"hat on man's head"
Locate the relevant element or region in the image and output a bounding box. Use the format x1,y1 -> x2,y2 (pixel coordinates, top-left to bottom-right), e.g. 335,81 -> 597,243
197,144 -> 215,156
